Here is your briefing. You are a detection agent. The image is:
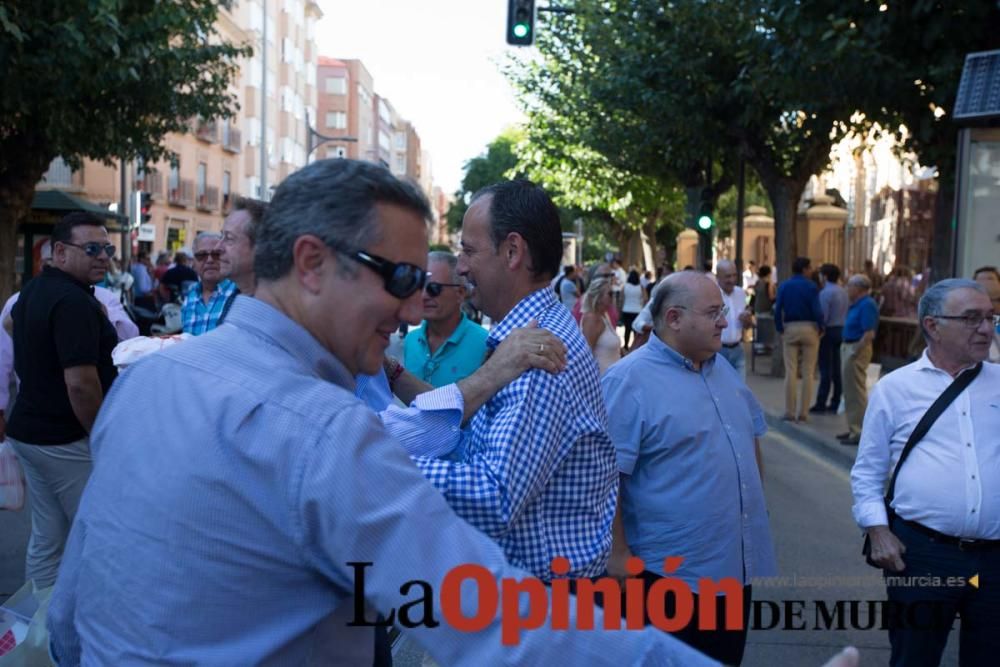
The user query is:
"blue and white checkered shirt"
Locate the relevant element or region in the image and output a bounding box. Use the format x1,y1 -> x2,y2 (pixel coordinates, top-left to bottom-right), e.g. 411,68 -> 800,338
412,288 -> 618,580
181,279 -> 237,335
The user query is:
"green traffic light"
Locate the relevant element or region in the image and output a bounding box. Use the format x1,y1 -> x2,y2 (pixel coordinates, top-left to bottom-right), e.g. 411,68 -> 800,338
697,215 -> 713,230
513,23 -> 530,38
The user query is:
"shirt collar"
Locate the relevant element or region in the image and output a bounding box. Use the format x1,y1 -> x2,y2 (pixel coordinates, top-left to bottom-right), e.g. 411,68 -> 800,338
419,313 -> 471,349
223,295 -> 355,390
43,266 -> 94,295
190,278 -> 236,297
646,331 -> 716,374
913,348 -> 981,377
487,287 -> 558,348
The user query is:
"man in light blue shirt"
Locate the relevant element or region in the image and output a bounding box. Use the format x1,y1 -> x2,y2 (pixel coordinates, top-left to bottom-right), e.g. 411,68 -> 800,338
47,159 -> 719,666
404,251 -> 488,386
602,271 -> 777,666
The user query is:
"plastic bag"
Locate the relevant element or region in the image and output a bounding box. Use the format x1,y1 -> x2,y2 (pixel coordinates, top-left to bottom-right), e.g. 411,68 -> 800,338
0,441 -> 25,511
0,581 -> 54,665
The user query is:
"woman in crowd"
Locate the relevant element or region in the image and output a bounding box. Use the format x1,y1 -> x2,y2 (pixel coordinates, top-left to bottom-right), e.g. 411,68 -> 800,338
620,269 -> 646,350
753,264 -> 777,351
581,276 -> 620,375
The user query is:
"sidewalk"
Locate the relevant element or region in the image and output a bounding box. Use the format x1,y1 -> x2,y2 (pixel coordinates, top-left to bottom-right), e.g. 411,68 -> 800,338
744,349 -> 860,469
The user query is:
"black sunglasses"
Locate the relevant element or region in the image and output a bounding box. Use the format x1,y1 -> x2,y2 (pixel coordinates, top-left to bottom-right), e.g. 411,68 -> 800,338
424,281 -> 463,298
62,241 -> 116,258
194,250 -> 223,261
335,245 -> 427,299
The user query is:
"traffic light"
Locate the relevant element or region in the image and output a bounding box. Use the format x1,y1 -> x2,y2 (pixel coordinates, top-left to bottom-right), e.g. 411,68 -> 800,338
140,192 -> 152,224
696,190 -> 715,232
506,0 -> 535,46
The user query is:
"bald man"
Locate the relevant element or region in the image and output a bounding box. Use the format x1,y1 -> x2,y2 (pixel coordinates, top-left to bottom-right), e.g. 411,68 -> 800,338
602,271 -> 774,665
716,260 -> 753,378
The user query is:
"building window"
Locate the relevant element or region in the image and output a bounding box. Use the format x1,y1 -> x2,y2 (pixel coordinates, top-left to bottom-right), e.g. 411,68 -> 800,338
169,164 -> 180,190
197,162 -> 207,198
395,154 -> 406,173
325,111 -> 347,129
325,77 -> 346,95
222,170 -> 231,208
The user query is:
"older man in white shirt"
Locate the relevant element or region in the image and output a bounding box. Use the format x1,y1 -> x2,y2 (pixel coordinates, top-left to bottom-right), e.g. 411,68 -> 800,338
850,278 -> 1000,667
715,260 -> 752,377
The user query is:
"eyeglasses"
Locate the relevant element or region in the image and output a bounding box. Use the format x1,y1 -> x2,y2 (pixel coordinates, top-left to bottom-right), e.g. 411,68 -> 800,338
671,304 -> 730,324
424,282 -> 463,298
61,241 -> 116,258
934,313 -> 1000,329
334,245 -> 427,299
194,250 -> 223,262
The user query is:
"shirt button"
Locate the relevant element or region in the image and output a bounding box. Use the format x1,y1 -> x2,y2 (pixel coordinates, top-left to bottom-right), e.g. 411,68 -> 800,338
967,443 -> 972,447
972,509 -> 976,513
972,475 -> 976,480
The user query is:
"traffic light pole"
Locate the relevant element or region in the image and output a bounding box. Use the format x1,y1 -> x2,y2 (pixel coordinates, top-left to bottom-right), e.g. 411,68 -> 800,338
735,157 -> 746,285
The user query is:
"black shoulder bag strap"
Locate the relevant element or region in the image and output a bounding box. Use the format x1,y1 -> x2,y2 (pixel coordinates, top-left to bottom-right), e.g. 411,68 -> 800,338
863,361 -> 983,564
216,287 -> 241,326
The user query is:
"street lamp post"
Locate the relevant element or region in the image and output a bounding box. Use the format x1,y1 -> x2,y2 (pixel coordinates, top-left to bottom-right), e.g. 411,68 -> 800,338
305,111 -> 358,159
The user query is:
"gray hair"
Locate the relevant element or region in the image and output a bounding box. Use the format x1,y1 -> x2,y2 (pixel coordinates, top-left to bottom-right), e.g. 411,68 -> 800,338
649,275 -> 697,328
427,251 -> 458,283
917,278 -> 988,339
255,159 -> 431,281
847,274 -> 871,290
194,232 -> 222,250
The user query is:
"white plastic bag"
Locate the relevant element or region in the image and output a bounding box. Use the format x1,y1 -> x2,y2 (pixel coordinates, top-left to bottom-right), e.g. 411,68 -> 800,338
0,581 -> 54,665
0,441 -> 25,511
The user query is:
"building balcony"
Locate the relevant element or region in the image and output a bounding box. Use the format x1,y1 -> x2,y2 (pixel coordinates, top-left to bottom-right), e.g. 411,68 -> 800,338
38,157 -> 85,192
195,118 -> 219,143
133,172 -> 164,198
167,179 -> 195,207
196,186 -> 219,212
222,124 -> 242,153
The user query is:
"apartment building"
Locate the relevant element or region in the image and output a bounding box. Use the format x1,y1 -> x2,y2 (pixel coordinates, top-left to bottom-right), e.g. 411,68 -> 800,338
32,0 -> 322,260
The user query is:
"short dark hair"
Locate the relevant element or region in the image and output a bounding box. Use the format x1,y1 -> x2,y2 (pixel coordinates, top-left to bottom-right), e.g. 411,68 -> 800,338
792,257 -> 812,274
231,195 -> 269,245
256,159 -> 431,282
819,263 -> 841,283
470,179 -> 562,281
52,212 -> 105,245
627,269 -> 640,285
758,265 -> 772,279
973,266 -> 1000,282
564,265 -> 575,275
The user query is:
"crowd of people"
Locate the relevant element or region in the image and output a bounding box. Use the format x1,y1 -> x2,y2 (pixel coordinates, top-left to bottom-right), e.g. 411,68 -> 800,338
3,156 -> 997,666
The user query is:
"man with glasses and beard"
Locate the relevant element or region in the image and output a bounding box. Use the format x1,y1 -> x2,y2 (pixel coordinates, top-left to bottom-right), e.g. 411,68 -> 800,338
181,232 -> 237,335
6,212 -> 119,590
402,250 -> 488,387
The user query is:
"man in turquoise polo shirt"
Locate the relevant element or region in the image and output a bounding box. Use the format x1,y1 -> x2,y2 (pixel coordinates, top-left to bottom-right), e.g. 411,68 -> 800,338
403,251 -> 488,386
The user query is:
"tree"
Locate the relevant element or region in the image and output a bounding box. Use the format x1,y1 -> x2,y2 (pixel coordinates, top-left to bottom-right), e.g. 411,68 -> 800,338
513,110 -> 685,270
0,1 -> 250,297
507,0 -> 876,278
806,0 -> 1000,276
445,129 -> 523,233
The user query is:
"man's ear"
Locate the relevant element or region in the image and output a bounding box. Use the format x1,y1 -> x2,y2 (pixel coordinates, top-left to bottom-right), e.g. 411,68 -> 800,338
292,235 -> 330,294
503,232 -> 529,271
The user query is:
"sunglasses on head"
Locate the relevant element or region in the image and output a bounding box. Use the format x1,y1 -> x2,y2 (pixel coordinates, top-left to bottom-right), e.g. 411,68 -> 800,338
62,241 -> 116,258
424,281 -> 463,298
194,250 -> 223,261
334,244 -> 427,299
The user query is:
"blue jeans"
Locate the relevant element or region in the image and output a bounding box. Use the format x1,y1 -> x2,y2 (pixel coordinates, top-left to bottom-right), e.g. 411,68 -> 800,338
885,518 -> 1000,666
814,325 -> 842,409
718,343 -> 746,379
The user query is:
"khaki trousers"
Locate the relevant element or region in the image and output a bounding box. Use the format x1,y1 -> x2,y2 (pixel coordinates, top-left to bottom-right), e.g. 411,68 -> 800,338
842,341 -> 873,437
782,322 -> 820,419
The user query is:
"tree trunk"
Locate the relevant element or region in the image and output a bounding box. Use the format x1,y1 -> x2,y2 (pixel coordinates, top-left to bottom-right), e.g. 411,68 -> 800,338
757,178 -> 806,379
931,171 -> 955,280
641,214 -> 659,271
0,140 -> 53,300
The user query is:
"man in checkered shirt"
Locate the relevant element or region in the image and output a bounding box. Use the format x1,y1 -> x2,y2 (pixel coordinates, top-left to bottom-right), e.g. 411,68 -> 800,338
411,179 -> 617,581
